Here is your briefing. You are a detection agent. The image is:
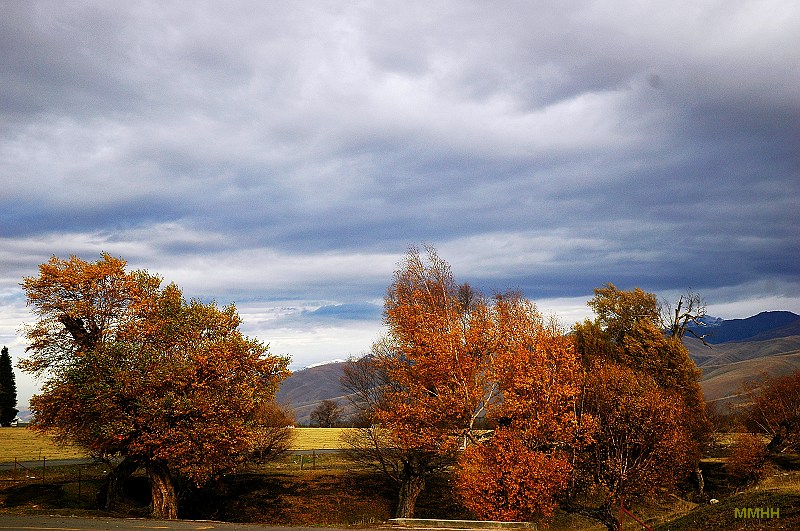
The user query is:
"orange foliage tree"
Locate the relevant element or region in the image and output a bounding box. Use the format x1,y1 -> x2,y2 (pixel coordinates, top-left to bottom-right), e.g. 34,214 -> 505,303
744,370 -> 800,453
20,254 -> 290,519
455,294 -> 588,522
569,284 -> 708,530
344,247 -> 501,517
724,432 -> 769,485
344,247 -> 587,521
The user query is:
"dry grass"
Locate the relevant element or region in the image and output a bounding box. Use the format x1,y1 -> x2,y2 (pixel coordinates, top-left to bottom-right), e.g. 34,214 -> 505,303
0,428 -> 87,462
287,427 -> 354,450
756,469 -> 800,493
0,427 -> 351,462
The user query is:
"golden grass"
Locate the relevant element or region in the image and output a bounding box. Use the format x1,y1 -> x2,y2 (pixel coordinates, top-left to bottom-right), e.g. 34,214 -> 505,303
0,427 -> 87,462
0,427 -> 353,461
287,428 -> 354,450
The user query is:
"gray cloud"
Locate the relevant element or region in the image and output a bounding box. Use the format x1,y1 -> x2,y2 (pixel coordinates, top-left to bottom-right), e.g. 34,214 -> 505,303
2,1 -> 799,406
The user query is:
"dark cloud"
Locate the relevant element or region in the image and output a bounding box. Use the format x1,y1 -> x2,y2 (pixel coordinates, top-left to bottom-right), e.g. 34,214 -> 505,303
1,1 -> 798,403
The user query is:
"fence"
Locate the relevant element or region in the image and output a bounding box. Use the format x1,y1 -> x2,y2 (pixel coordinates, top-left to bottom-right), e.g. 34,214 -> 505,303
288,448 -> 343,470
0,457 -> 108,506
0,457 -> 49,482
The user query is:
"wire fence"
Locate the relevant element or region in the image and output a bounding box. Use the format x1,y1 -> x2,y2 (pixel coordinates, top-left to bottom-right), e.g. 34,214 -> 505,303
0,457 -> 110,506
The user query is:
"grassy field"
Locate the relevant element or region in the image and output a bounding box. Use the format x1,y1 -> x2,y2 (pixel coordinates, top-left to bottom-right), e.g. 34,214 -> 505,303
286,427 -> 352,450
0,428 -> 86,462
0,427 -> 352,462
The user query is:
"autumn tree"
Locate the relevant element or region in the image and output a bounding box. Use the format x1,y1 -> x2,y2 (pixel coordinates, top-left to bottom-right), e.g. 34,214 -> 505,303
0,346 -> 18,426
743,370 -> 800,453
250,401 -> 295,463
455,294 -> 588,522
310,399 -> 342,427
724,432 -> 769,485
583,285 -> 709,443
20,254 -> 290,519
569,284 -> 709,530
343,247 -> 588,522
567,363 -> 695,529
341,347 -> 456,515
342,247 -> 503,517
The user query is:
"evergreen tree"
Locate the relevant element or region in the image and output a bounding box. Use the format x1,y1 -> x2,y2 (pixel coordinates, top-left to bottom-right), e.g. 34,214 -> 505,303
0,346 -> 18,426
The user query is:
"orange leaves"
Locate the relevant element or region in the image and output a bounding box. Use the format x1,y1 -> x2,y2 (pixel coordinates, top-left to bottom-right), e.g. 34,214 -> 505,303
367,247 -> 586,520
743,371 -> 800,453
457,429 -> 571,522
20,254 -> 161,375
582,361 -> 695,499
21,253 -> 291,488
453,297 -> 585,523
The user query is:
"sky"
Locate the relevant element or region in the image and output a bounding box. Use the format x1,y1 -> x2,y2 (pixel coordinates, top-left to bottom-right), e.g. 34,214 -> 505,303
1,1 -> 799,410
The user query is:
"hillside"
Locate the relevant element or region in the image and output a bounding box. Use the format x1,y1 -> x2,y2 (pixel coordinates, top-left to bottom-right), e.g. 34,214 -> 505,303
686,335 -> 800,367
276,362 -> 352,426
683,311 -> 800,406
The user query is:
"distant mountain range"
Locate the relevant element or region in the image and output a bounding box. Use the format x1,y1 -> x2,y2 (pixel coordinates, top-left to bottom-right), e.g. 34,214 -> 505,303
687,310 -> 800,343
278,311 -> 800,424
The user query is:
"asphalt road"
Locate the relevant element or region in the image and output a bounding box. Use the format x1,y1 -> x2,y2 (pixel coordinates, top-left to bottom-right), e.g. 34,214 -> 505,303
0,514 -> 372,531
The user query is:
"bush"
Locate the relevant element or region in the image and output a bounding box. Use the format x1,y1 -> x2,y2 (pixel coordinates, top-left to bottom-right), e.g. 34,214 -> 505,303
724,433 -> 769,485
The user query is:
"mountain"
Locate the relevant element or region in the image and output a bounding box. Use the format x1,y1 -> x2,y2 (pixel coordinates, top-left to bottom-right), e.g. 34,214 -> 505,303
688,311 -> 800,344
275,361 -> 352,426
687,335 -> 800,405
276,311 -> 800,421
684,311 -> 800,406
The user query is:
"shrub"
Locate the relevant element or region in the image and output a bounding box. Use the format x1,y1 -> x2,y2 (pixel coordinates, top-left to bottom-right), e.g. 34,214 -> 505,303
725,433 -> 769,486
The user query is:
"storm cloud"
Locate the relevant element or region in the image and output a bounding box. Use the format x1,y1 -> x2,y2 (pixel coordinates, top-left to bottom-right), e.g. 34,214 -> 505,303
2,1 -> 798,405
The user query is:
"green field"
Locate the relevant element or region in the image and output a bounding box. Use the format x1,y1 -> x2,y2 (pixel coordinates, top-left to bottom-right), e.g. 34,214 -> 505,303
0,427 -> 351,462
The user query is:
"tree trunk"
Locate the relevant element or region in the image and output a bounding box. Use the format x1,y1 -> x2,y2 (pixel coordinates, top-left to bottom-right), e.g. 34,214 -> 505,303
395,473 -> 426,518
696,465 -> 705,499
147,460 -> 178,519
596,503 -> 618,531
97,455 -> 139,510
767,419 -> 794,453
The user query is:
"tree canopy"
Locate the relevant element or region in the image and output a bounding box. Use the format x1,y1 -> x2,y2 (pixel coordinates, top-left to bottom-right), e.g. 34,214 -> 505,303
310,399 -> 342,427
0,346 -> 18,426
744,371 -> 800,453
21,254 -> 290,518
569,283 -> 709,530
344,247 -> 586,520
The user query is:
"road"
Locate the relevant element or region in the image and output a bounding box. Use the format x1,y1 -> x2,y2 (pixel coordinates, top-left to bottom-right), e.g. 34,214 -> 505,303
0,514 -> 375,531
